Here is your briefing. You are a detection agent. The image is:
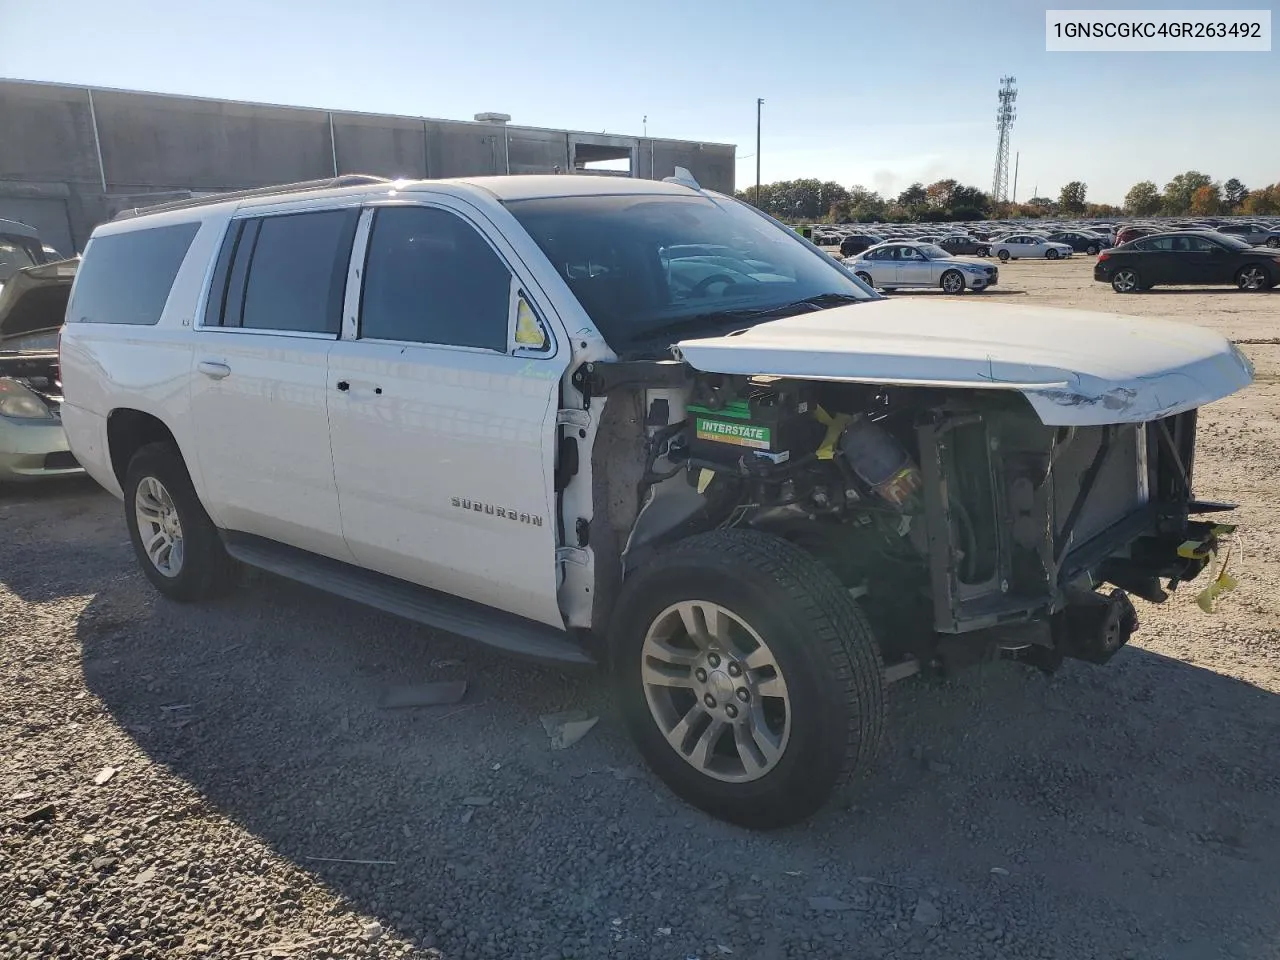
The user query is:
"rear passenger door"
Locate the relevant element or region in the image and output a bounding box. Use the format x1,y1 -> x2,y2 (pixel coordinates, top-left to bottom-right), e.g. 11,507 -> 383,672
189,204 -> 360,560
326,199 -> 569,628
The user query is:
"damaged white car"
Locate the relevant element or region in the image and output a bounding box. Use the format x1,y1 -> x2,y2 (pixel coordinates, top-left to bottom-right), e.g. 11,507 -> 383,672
59,173 -> 1251,828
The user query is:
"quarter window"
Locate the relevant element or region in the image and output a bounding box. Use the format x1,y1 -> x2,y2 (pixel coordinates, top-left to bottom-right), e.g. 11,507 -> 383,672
69,222 -> 200,325
359,206 -> 510,351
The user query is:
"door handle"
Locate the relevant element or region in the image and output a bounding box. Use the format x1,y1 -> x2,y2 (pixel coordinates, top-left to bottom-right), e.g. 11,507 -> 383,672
197,360 -> 231,379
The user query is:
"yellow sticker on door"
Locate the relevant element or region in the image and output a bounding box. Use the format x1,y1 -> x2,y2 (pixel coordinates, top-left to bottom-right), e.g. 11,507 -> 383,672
515,298 -> 547,349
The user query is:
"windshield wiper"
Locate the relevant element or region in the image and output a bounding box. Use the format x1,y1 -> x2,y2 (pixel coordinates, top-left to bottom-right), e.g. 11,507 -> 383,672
639,292 -> 867,342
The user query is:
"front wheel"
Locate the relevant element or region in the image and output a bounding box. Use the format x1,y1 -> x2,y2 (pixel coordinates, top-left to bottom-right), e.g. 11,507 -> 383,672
977,246 -> 990,257
1236,265 -> 1271,291
1111,268 -> 1141,293
124,442 -> 239,601
854,271 -> 874,286
1086,244 -> 1099,255
1046,248 -> 1060,260
940,270 -> 965,294
611,530 -> 885,829
1266,237 -> 1279,248
997,249 -> 1011,262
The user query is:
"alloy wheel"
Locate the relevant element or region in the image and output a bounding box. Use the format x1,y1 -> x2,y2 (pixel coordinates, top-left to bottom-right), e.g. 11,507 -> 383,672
1238,266 -> 1268,290
1112,269 -> 1139,293
640,600 -> 791,783
134,476 -> 184,577
941,272 -> 964,293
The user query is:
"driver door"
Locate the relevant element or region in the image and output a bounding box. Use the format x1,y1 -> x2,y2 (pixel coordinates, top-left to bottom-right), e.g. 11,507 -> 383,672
326,200 -> 570,628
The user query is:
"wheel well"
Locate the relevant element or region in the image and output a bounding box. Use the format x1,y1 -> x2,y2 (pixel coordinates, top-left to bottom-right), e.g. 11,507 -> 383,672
107,409 -> 178,488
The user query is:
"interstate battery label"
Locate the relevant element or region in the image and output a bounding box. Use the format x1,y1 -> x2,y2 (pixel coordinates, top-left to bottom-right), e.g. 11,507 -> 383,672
695,417 -> 772,449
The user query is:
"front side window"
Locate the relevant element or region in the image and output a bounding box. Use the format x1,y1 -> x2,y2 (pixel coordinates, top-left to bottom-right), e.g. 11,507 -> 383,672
69,222 -> 200,325
506,193 -> 873,354
359,206 -> 510,351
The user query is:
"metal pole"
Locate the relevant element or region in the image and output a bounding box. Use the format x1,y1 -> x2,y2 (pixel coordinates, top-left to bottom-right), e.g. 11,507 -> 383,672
86,88 -> 108,194
1011,152 -> 1020,205
328,112 -> 339,176
504,125 -> 510,175
755,98 -> 763,206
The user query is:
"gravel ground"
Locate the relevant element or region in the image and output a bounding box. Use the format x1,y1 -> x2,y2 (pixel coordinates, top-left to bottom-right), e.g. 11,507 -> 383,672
2,259 -> 1278,960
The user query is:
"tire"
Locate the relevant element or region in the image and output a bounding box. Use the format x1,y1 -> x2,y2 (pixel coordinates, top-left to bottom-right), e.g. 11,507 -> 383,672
1111,268 -> 1141,293
1086,244 -> 1099,255
977,246 -> 990,258
1266,237 -> 1279,248
997,249 -> 1011,262
1046,248 -> 1060,260
940,270 -> 965,294
610,529 -> 885,829
123,442 -> 239,602
1236,264 -> 1270,291
854,271 -> 873,286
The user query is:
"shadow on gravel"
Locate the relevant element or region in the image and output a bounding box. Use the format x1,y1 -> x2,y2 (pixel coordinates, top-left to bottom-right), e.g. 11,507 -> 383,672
75,567 -> 1280,960
0,478 -> 119,603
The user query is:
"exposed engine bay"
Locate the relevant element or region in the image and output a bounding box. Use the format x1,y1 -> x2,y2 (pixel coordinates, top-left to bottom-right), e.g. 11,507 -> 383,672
580,362 -> 1233,674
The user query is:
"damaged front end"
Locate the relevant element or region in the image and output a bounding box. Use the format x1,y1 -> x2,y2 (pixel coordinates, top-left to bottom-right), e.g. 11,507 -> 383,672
579,302 -> 1250,677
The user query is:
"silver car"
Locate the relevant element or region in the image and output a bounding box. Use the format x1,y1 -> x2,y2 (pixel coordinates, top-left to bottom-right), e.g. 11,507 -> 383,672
0,258 -> 82,483
844,241 -> 998,293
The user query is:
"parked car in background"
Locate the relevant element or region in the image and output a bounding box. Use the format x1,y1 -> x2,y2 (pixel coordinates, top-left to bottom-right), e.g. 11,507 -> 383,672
845,242 -> 998,292
1115,225 -> 1159,245
1045,231 -> 1110,255
1094,231 -> 1280,293
838,233 -> 884,258
991,234 -> 1073,261
0,257 -> 83,482
937,235 -> 991,257
0,219 -> 48,288
1216,222 -> 1280,248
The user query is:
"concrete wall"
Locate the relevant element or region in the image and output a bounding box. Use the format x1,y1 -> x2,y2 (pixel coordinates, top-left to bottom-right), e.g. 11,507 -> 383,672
0,79 -> 736,251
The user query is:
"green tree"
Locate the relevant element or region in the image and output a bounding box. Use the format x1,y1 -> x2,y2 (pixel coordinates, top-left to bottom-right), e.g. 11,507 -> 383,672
896,183 -> 927,207
1241,183 -> 1280,215
925,179 -> 958,210
1124,181 -> 1162,216
1058,181 -> 1087,214
1162,171 -> 1214,215
1223,178 -> 1248,209
948,185 -> 991,220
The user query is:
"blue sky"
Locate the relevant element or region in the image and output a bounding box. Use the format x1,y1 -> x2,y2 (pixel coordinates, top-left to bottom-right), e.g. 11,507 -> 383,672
1,0 -> 1275,204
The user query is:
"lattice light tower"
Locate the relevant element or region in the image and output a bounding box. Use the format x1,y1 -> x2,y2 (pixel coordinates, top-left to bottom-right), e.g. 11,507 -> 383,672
992,76 -> 1017,206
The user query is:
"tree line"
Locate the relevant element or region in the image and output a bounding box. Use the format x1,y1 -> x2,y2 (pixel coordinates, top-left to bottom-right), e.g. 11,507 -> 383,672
736,172 -> 1279,223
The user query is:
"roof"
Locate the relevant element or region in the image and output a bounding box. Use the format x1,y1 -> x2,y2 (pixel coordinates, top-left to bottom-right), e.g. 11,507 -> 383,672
450,175 -> 707,201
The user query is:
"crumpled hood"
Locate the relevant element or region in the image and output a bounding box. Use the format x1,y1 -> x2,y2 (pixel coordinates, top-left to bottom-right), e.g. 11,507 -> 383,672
674,298 -> 1253,426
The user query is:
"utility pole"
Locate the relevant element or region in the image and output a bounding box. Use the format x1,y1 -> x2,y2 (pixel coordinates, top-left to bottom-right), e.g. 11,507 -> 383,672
1011,152 -> 1020,205
991,76 -> 1017,206
755,98 -> 764,207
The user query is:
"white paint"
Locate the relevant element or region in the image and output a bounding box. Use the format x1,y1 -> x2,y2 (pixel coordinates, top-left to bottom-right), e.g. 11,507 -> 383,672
675,298 -> 1253,426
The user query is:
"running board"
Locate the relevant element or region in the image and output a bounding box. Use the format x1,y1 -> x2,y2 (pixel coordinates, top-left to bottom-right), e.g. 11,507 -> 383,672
220,532 -> 595,667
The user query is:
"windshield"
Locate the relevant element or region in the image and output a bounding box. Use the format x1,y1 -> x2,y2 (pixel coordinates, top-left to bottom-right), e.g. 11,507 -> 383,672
918,244 -> 951,260
505,193 -> 874,351
1214,233 -> 1253,250
0,236 -> 41,284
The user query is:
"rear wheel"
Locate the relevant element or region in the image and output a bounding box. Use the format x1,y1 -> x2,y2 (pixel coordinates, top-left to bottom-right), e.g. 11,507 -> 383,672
940,270 -> 965,294
1046,248 -> 1060,260
612,530 -> 885,829
998,249 -> 1011,262
1236,264 -> 1271,291
1111,268 -> 1141,293
124,443 -> 239,601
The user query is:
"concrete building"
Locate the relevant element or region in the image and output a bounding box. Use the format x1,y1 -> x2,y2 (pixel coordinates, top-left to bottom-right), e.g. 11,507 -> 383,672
0,79 -> 736,254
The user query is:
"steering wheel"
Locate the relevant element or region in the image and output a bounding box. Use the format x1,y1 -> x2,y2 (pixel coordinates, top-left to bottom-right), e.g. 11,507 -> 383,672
690,273 -> 739,298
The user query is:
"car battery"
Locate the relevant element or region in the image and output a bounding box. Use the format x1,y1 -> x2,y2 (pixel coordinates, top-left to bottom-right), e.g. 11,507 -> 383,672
688,379 -> 823,466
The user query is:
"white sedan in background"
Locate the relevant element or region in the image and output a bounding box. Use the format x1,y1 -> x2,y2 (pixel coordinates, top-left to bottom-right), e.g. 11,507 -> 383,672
844,241 -> 998,293
991,234 -> 1074,261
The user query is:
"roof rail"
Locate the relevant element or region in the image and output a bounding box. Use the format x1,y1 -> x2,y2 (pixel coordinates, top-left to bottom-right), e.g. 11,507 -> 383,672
110,175 -> 393,221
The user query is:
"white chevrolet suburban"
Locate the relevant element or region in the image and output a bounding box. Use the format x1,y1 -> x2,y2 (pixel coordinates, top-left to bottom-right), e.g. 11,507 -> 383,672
60,173 -> 1252,828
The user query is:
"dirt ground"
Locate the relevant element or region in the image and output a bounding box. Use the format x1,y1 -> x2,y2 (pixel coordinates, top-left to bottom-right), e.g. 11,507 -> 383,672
2,259 -> 1277,960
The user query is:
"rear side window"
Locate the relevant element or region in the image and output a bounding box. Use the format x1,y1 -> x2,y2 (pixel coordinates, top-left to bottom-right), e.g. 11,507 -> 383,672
69,223 -> 200,325
206,209 -> 358,334
359,206 -> 510,351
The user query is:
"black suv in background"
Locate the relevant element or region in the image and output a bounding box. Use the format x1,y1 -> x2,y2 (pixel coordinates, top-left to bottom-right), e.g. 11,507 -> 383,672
937,235 -> 991,257
838,233 -> 885,257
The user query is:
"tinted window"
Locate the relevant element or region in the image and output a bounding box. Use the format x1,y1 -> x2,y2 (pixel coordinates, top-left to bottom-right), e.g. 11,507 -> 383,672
360,206 -> 510,351
234,209 -> 358,333
69,223 -> 199,325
